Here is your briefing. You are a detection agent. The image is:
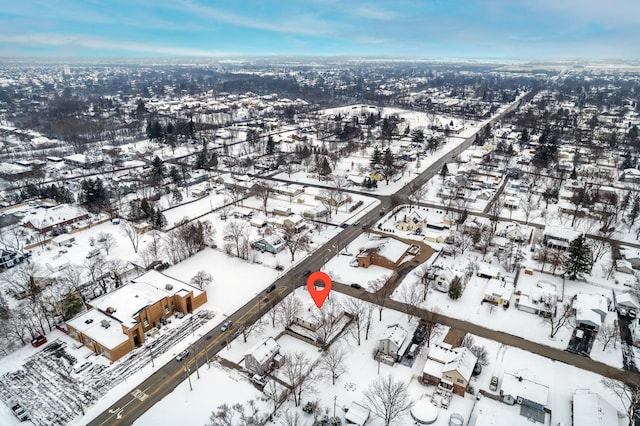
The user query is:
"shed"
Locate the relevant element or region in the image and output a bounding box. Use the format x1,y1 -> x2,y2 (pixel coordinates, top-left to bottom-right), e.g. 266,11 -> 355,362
344,401 -> 370,426
52,233 -> 75,247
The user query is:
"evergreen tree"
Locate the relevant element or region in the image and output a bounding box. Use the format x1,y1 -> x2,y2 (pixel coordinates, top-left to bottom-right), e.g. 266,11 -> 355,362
370,146 -> 382,167
266,136 -> 275,155
520,128 -> 530,144
150,156 -> 165,188
563,235 -> 593,280
448,276 -> 463,300
440,163 -> 449,178
628,195 -> 640,230
319,157 -> 332,176
622,151 -> 635,170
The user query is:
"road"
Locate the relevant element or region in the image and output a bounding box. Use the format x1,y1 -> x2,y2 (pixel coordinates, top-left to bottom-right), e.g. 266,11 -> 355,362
91,96 -> 568,425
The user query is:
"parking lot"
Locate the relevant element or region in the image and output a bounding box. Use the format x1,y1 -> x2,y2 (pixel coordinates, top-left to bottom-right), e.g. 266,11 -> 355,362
0,311 -> 213,426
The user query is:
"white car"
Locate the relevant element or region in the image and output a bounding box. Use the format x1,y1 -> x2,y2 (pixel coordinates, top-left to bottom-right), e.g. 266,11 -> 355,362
175,349 -> 189,361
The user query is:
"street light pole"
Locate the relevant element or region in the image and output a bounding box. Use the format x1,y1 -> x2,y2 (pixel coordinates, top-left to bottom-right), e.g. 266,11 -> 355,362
184,367 -> 193,391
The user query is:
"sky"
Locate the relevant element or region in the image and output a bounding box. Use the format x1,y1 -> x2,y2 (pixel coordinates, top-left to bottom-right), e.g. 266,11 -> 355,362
0,0 -> 639,60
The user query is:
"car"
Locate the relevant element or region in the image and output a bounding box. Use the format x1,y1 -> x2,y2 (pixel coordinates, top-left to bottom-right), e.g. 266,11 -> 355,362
266,284 -> 276,293
175,349 -> 189,361
303,270 -> 312,277
354,221 -> 360,226
340,223 -> 348,229
489,376 -> 499,391
221,320 -> 233,331
350,283 -> 362,289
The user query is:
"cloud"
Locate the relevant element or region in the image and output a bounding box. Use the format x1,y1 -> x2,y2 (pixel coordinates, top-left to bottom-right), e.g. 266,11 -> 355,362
0,33 -> 235,56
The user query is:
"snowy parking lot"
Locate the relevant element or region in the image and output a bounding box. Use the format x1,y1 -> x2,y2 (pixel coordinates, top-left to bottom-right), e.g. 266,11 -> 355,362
0,311 -> 213,426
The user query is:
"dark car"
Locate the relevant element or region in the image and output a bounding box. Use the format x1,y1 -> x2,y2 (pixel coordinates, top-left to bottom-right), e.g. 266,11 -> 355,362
266,284 -> 276,293
303,270 -> 312,277
350,283 -> 362,289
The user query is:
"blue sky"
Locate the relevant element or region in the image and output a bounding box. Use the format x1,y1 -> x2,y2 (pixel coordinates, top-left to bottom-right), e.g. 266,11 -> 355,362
0,0 -> 638,59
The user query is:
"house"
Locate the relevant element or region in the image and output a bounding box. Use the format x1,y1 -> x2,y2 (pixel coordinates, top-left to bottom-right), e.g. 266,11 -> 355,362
357,237 -> 411,269
421,342 -> 478,397
63,153 -> 104,169
0,249 -> 29,269
66,270 -> 207,361
629,318 -> 640,347
22,204 -> 89,234
378,324 -> 409,361
344,401 -> 370,426
615,291 -> 639,315
477,264 -> 500,279
396,211 -> 425,232
423,230 -> 445,244
616,259 -> 635,274
244,337 -> 283,375
621,248 -> 640,270
51,233 -> 75,247
283,214 -> 306,233
434,267 -> 462,293
515,281 -> 557,317
500,371 -> 549,423
46,256 -> 70,272
573,293 -> 609,331
252,234 -> 285,254
572,389 -> 618,426
541,226 -> 582,251
505,226 -> 527,242
483,279 -> 513,306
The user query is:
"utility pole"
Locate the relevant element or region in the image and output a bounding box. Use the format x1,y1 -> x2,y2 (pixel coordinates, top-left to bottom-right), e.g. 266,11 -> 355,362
148,345 -> 154,368
184,367 -> 193,391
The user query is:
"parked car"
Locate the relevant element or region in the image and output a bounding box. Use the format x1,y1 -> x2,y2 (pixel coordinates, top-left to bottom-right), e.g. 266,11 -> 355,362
221,320 -> 233,332
31,336 -> 47,348
350,283 -> 362,289
175,349 -> 189,361
266,284 -> 276,293
490,376 -> 499,391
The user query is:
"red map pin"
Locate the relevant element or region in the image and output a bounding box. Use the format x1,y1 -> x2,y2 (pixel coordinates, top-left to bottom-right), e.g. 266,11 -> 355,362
306,271 -> 332,308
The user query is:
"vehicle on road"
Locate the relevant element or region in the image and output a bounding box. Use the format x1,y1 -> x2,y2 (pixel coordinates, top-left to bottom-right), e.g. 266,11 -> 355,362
266,284 -> 276,293
175,349 -> 189,361
303,269 -> 312,277
490,376 -> 498,391
221,320 -> 233,331
340,223 -> 348,229
350,283 -> 362,289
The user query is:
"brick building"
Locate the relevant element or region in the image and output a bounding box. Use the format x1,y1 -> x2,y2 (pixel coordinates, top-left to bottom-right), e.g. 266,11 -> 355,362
66,270 -> 207,361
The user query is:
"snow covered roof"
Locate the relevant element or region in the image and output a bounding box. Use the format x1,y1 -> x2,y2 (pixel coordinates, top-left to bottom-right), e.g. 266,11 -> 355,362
381,324 -> 407,349
477,264 -> 500,278
543,225 -> 581,242
345,401 -> 370,426
530,282 -> 557,302
67,309 -> 129,350
91,270 -> 203,327
361,238 -> 410,263
616,291 -> 639,310
501,371 -> 549,406
484,279 -> 513,300
22,204 -> 88,229
410,400 -> 438,423
442,347 -> 477,381
246,337 -> 279,365
573,389 -> 618,426
573,293 -> 609,317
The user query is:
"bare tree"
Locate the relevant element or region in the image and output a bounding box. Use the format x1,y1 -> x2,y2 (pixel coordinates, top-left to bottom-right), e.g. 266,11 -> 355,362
121,220 -> 143,253
344,297 -> 367,345
312,298 -> 343,348
239,317 -> 264,343
223,220 -> 250,259
601,377 -> 640,424
398,284 -> 422,322
416,265 -> 433,301
279,411 -> 302,426
97,232 -> 117,255
207,400 -> 263,426
543,298 -> 573,338
422,307 -> 443,348
280,351 -> 316,407
364,374 -> 413,426
596,322 -> 619,351
369,278 -> 387,321
263,380 -> 287,419
461,334 -> 489,366
253,182 -> 276,214
282,228 -> 310,262
320,344 -> 347,385
190,270 -> 213,290
277,294 -> 301,328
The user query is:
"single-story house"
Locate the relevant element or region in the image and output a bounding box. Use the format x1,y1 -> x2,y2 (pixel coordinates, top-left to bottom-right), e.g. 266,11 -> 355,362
506,226 -> 527,242
422,342 -> 478,397
51,233 -> 75,247
477,264 -> 500,279
500,371 -> 549,423
515,281 -> 557,317
573,293 -> 609,331
541,226 -> 582,251
616,259 -> 635,274
357,237 -> 411,269
616,291 -> 639,315
483,279 -> 513,306
572,389 -> 618,426
22,204 -> 89,234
